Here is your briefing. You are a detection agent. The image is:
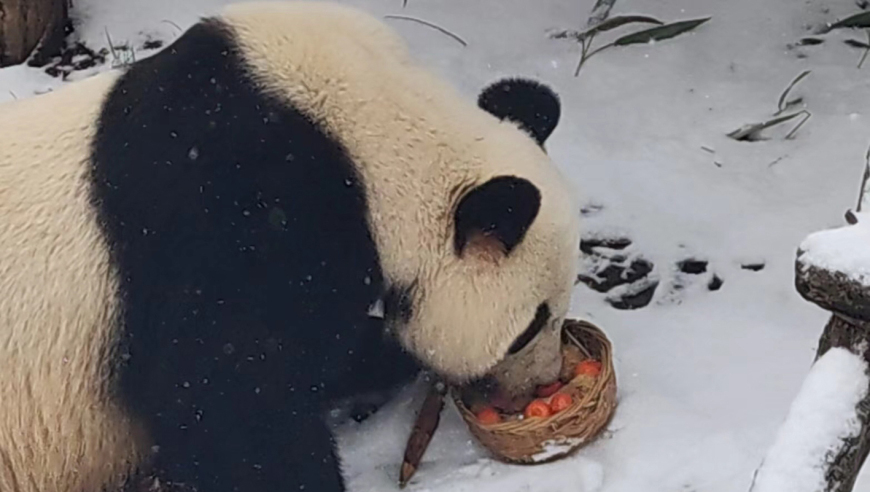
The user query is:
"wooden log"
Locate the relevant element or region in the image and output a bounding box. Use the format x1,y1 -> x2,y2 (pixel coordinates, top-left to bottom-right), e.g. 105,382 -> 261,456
810,314 -> 870,492
795,261 -> 870,323
0,0 -> 69,68
779,236 -> 870,492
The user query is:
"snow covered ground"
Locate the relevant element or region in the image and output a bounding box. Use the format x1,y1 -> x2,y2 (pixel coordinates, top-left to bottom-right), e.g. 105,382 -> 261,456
4,0 -> 870,490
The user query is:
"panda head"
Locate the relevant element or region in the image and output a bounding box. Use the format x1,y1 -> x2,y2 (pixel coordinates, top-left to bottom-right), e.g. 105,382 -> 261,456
381,78 -> 579,405
216,2 -> 580,406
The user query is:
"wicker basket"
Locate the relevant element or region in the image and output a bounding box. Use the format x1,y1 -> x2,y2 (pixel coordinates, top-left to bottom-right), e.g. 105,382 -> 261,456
451,318 -> 617,464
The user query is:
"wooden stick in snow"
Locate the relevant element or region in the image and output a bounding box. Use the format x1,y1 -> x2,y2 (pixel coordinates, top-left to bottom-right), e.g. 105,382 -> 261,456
399,379 -> 447,488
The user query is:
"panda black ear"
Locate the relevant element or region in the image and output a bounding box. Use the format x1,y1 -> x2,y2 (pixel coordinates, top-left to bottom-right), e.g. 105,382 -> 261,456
453,176 -> 541,259
478,78 -> 561,147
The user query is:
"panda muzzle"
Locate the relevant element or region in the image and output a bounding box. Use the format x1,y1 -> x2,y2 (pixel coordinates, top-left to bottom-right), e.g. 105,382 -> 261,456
507,303 -> 550,355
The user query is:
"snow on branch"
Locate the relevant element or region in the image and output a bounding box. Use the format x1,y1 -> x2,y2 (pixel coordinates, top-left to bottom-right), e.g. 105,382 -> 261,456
750,348 -> 869,492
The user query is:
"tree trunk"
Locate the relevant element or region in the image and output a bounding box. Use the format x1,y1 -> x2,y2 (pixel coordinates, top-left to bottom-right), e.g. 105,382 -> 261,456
0,0 -> 68,68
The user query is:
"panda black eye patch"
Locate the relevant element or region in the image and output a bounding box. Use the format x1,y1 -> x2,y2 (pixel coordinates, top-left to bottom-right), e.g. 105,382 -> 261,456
507,303 -> 550,355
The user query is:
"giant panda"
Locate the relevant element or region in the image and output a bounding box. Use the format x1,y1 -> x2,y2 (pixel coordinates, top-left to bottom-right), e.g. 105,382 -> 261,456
0,2 -> 580,492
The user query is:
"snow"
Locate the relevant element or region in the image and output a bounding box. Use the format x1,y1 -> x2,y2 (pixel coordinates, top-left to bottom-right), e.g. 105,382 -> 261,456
5,0 -> 870,490
750,347 -> 869,492
530,437 -> 588,463
799,212 -> 870,286
333,380 -> 608,492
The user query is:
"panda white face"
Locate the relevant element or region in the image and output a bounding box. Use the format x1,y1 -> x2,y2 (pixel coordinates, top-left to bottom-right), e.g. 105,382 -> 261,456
379,79 -> 581,406
384,187 -> 578,406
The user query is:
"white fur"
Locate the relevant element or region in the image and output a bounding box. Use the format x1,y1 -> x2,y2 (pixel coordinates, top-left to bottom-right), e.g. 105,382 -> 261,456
224,1 -> 581,388
0,71 -> 146,492
0,2 -> 580,490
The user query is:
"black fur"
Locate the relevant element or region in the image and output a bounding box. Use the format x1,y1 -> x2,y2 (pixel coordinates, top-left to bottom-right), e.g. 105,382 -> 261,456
507,302 -> 550,355
90,19 -> 418,492
382,282 -> 415,326
86,14 -> 562,492
453,176 -> 541,257
478,78 -> 561,147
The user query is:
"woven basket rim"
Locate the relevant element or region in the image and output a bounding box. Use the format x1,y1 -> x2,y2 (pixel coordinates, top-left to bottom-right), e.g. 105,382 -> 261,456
452,318 -> 614,432
448,318 -> 617,463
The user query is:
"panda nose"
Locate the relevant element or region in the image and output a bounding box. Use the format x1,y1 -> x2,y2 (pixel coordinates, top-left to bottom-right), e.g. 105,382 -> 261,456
507,303 -> 551,355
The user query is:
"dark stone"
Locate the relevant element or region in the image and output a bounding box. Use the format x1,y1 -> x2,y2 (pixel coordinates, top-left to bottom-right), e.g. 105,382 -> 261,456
708,275 -> 724,291
579,236 -> 632,255
607,280 -> 659,310
677,258 -> 708,275
576,257 -> 653,293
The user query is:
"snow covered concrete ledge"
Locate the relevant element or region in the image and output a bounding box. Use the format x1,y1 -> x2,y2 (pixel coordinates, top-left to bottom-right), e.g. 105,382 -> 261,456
749,348 -> 869,492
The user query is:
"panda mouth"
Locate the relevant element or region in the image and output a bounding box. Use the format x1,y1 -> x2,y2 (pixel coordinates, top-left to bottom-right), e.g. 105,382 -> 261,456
506,302 -> 551,355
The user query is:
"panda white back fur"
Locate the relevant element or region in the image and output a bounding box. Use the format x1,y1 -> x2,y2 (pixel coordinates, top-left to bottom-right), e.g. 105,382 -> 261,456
0,2 -> 579,492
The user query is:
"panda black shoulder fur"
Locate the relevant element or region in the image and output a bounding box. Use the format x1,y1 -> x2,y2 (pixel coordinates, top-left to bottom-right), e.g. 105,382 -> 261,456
0,2 -> 580,491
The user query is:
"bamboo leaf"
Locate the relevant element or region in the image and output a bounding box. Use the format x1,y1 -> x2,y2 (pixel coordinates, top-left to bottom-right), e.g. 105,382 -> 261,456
845,38 -> 870,48
557,16 -> 665,42
580,15 -> 664,39
777,70 -> 811,114
798,37 -> 825,45
727,111 -> 808,142
830,11 -> 870,29
613,17 -> 711,46
586,0 -> 617,27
